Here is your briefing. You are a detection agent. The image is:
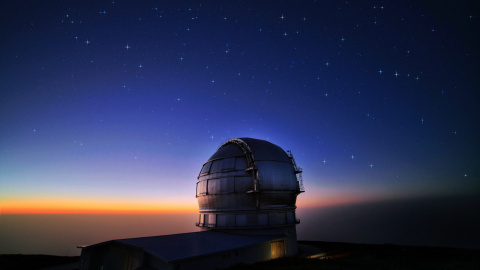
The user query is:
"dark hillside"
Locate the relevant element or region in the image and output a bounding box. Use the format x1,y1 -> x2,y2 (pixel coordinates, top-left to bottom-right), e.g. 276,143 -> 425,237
224,241 -> 480,270
0,255 -> 79,270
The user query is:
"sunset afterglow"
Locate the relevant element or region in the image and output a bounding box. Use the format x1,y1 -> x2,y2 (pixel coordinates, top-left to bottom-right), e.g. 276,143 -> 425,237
0,197 -> 197,214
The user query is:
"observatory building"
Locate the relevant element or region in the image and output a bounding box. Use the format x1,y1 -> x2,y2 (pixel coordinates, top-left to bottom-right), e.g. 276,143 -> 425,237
196,138 -> 304,255
79,138 -> 304,270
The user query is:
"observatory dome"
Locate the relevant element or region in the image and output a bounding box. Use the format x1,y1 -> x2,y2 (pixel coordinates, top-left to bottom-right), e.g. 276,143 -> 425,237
196,138 -> 304,230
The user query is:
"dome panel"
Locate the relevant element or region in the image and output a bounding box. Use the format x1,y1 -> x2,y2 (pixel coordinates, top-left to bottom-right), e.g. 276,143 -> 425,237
211,158 -> 235,173
239,138 -> 291,163
208,143 -> 243,161
256,161 -> 297,190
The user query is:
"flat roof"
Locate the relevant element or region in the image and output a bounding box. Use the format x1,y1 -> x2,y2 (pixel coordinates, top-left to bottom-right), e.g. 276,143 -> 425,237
85,231 -> 283,262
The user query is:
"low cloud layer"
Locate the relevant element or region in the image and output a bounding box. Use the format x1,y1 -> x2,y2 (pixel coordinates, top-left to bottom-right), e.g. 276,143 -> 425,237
297,194 -> 480,249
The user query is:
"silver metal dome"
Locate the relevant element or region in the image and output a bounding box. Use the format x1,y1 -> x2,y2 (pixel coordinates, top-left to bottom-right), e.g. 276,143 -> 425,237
196,138 -> 304,230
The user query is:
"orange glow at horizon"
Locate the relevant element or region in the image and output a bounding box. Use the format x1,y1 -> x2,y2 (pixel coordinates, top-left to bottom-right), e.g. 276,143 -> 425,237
0,198 -> 198,214
2,186 -> 401,214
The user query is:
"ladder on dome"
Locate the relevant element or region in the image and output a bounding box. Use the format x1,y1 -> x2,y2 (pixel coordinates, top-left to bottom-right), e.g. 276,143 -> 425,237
288,150 -> 305,193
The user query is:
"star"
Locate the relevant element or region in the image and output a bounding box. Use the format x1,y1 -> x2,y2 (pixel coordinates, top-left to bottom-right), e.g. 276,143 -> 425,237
283,32 -> 288,37
351,154 -> 355,159
325,61 -> 330,66
464,174 -> 468,178
125,44 -> 130,50
138,64 -> 143,68
394,71 -> 399,77
324,92 -> 328,98
322,158 -> 327,165
369,163 -> 374,168
280,14 -> 285,20
421,118 -> 424,125
211,79 -> 215,83
378,69 -> 383,74
85,39 -> 91,44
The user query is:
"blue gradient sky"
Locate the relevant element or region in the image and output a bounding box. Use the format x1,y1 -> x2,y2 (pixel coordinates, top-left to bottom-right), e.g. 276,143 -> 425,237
0,1 -> 479,214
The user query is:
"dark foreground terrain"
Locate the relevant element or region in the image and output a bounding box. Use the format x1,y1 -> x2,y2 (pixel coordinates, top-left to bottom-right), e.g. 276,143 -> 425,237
0,254 -> 79,270
227,241 -> 480,270
1,241 -> 479,270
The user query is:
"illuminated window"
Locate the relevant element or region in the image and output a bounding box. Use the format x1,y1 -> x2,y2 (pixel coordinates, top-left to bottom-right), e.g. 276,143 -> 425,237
271,240 -> 285,259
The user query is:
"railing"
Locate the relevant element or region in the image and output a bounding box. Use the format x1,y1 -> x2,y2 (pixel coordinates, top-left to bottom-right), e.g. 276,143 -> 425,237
297,172 -> 305,193
288,150 -> 305,193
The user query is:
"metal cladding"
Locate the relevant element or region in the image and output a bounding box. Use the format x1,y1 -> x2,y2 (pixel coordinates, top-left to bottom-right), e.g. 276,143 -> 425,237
196,137 -> 304,230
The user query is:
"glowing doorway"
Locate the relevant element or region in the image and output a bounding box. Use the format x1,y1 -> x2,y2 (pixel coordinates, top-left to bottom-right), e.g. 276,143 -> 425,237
270,240 -> 285,259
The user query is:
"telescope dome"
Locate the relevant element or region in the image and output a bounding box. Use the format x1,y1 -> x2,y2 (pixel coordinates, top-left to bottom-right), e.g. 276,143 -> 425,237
196,138 -> 304,230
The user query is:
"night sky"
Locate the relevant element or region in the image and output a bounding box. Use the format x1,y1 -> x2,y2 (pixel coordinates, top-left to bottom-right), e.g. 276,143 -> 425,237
1,1 -> 479,216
